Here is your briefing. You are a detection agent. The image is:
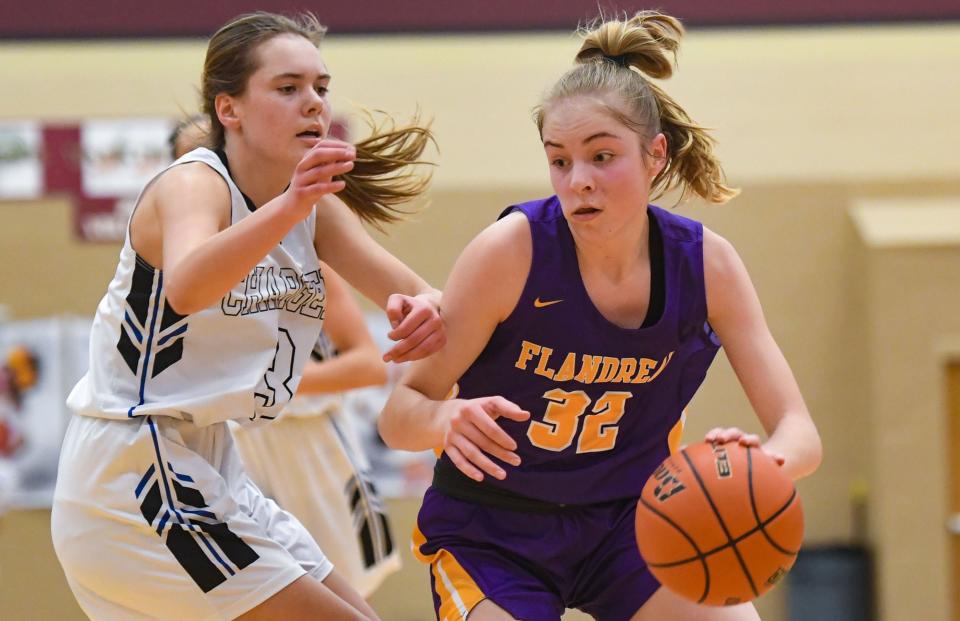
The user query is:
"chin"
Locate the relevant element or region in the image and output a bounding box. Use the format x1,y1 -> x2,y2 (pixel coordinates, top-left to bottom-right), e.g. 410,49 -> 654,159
284,145 -> 309,164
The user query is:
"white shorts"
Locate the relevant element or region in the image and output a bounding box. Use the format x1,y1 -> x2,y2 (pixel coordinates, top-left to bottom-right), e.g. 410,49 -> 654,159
230,407 -> 400,599
52,414 -> 332,621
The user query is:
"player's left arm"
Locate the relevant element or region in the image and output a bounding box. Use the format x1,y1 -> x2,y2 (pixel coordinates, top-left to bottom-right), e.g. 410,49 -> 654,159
703,227 -> 822,481
312,193 -> 443,364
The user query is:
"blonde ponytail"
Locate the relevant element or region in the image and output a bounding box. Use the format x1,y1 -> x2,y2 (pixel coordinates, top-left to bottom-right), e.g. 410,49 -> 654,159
576,11 -> 682,80
536,11 -> 738,204
645,81 -> 739,203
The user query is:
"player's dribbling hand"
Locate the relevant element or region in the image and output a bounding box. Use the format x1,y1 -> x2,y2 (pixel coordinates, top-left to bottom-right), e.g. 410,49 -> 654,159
441,396 -> 531,482
382,291 -> 445,363
704,426 -> 786,466
286,139 -> 356,218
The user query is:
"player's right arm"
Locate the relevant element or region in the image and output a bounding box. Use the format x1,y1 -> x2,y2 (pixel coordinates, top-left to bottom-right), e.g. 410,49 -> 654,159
378,212 -> 532,481
701,228 -> 822,480
145,142 -> 354,315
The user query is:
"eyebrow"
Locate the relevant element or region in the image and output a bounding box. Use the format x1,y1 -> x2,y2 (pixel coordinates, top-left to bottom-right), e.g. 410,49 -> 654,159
543,131 -> 621,149
271,72 -> 331,82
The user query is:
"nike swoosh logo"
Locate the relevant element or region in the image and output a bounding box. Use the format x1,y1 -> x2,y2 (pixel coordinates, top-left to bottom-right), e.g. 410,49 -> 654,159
534,297 -> 564,308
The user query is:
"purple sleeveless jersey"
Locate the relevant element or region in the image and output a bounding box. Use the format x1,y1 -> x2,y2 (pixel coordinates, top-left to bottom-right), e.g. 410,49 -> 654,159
448,195 -> 720,505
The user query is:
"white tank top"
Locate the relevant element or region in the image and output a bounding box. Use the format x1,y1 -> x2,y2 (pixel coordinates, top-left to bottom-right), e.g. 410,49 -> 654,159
67,148 -> 326,426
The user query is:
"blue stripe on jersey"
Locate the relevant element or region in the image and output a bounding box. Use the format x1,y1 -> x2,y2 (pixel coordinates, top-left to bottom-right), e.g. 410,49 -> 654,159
135,463 -> 156,497
157,324 -> 188,347
127,270 -> 164,418
194,528 -> 237,577
146,416 -> 237,577
156,510 -> 171,535
123,311 -> 143,342
167,463 -> 195,483
182,508 -> 218,519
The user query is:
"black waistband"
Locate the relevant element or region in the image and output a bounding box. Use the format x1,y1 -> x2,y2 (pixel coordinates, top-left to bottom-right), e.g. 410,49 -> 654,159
432,458 -> 583,514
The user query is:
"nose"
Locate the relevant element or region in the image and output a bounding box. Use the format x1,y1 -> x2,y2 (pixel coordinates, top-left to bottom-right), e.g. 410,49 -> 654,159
569,163 -> 594,194
304,89 -> 325,117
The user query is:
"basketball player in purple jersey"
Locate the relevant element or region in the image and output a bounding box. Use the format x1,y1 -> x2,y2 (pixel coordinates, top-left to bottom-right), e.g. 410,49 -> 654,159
379,11 -> 822,621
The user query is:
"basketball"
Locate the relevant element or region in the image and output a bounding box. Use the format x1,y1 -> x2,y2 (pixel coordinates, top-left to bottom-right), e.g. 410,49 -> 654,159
635,441 -> 804,606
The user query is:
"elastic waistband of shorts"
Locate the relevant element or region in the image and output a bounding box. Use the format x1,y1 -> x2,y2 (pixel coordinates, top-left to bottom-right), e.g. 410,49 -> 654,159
431,458 -> 626,514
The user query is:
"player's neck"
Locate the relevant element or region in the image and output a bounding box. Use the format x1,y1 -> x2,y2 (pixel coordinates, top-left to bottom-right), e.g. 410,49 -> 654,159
222,142 -> 292,209
571,211 -> 650,283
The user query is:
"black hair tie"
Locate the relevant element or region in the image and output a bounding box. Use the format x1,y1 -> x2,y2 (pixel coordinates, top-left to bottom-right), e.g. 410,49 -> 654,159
604,54 -> 630,68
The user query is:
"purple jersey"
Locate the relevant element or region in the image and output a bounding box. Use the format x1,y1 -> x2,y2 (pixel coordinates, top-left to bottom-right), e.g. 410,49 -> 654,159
446,195 -> 720,505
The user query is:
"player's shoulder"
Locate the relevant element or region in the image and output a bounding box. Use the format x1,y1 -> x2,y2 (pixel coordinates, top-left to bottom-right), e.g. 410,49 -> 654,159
702,227 -> 740,272
702,226 -> 752,307
148,160 -> 230,206
488,208 -> 532,242
446,209 -> 532,321
463,209 -> 532,269
498,195 -> 562,223
159,159 -> 227,191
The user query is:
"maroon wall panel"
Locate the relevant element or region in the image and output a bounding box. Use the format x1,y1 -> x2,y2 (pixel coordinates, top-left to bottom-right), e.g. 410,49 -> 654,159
3,0 -> 959,39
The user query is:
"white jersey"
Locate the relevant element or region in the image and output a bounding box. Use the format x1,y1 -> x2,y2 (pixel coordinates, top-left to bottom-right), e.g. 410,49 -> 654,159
67,148 -> 325,426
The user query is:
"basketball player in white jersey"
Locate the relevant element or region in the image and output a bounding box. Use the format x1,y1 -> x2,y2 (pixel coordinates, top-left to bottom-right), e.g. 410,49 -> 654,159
172,115 -> 402,600
51,12 -> 441,621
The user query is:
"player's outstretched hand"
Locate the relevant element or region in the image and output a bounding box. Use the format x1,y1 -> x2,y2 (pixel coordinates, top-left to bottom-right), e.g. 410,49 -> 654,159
442,396 -> 531,482
286,139 -> 356,218
382,291 -> 445,363
704,426 -> 786,466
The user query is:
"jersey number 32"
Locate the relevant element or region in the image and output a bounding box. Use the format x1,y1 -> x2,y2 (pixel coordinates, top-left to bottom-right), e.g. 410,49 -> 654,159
527,388 -> 631,454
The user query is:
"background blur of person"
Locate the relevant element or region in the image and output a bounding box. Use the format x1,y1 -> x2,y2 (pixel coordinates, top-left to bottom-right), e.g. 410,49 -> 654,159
229,266 -> 401,599
168,114 -> 210,162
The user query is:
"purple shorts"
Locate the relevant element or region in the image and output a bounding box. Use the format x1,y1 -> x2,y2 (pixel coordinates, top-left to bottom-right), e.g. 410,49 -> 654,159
413,488 -> 660,621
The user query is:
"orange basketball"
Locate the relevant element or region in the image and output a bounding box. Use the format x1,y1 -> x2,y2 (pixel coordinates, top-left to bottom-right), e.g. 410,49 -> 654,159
635,441 -> 803,606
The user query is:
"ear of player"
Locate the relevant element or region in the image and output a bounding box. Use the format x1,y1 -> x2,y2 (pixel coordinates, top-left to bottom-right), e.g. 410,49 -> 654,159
635,441 -> 804,606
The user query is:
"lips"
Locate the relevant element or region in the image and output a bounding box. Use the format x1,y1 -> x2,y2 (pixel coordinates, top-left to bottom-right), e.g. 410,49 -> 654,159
297,130 -> 321,138
574,206 -> 600,215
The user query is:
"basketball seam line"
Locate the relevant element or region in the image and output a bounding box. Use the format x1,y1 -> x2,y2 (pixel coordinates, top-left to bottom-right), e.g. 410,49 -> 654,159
747,448 -> 800,557
682,447 -> 759,599
645,493 -> 800,568
638,495 -> 711,603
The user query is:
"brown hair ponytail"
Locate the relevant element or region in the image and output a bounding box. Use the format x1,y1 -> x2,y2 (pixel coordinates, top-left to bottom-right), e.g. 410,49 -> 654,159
336,110 -> 435,227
